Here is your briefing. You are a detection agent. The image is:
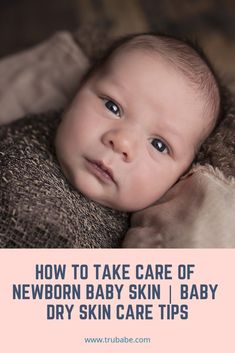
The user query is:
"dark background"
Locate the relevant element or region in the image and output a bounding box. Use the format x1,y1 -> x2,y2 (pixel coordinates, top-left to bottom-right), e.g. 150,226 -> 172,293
1,0 -> 235,89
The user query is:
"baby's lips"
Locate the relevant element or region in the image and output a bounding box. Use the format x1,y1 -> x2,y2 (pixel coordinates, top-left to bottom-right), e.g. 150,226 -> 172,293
99,161 -> 115,181
86,158 -> 117,184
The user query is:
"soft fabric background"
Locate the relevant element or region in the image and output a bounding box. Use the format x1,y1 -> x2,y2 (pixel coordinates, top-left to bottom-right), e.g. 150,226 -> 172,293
1,0 -> 235,94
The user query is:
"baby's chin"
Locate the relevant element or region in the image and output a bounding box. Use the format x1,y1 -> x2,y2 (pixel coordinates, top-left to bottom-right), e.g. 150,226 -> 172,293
75,183 -> 125,211
55,157 -> 160,212
86,195 -> 154,213
67,178 -> 135,212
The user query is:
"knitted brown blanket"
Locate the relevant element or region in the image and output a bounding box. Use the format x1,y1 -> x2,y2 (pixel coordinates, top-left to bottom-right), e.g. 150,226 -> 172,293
0,112 -> 130,248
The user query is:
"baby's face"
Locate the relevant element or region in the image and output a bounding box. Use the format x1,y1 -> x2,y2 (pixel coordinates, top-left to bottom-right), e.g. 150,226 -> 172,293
55,49 -> 209,211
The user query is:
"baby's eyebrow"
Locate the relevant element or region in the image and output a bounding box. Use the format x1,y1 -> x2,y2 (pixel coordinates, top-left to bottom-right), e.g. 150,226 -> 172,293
157,124 -> 182,143
94,79 -> 123,97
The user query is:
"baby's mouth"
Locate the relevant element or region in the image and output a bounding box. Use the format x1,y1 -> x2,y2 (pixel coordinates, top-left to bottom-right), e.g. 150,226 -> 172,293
85,158 -> 116,184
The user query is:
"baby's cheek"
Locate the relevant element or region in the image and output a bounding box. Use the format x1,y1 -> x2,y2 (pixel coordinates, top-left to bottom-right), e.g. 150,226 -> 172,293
128,166 -> 177,208
78,115 -> 104,141
119,175 -> 156,211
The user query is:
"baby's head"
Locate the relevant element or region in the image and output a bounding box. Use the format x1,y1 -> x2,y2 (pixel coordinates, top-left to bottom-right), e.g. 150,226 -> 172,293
55,33 -> 221,212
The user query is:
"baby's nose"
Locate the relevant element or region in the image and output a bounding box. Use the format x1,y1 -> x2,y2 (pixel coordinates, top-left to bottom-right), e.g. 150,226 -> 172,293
102,129 -> 138,162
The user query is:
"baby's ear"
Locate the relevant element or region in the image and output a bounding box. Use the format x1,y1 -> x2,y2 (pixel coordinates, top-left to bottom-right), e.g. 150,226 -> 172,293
178,160 -> 195,181
154,162 -> 195,205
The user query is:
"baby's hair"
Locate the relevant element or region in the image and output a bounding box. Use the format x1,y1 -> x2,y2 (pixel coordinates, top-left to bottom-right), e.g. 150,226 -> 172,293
81,32 -> 222,146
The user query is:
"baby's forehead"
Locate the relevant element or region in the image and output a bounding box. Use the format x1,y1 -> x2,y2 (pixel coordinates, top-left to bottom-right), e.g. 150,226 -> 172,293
94,46 -> 202,99
95,46 -> 178,83
101,45 -> 164,69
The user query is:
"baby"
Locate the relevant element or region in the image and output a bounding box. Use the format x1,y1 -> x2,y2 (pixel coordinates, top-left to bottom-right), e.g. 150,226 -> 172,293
55,33 -> 221,212
0,33 -> 221,247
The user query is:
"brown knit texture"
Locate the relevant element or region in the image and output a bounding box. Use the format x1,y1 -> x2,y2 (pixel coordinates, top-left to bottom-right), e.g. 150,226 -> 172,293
0,112 -> 130,248
196,89 -> 235,177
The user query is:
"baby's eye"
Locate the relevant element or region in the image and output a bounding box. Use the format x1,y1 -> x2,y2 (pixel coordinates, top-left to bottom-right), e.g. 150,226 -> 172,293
151,138 -> 169,154
103,99 -> 121,117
